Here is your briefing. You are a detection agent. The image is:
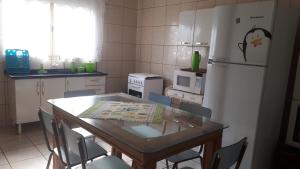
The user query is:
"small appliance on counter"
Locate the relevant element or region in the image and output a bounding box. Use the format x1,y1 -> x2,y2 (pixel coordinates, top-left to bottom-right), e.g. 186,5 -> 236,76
128,73 -> 163,99
5,49 -> 30,74
173,68 -> 206,95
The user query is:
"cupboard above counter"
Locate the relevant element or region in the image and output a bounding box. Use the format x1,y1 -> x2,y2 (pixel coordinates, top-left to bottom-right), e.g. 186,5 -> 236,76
7,71 -> 107,133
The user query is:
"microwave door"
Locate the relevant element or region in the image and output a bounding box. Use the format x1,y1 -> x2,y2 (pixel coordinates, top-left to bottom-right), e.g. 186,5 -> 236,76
173,70 -> 196,93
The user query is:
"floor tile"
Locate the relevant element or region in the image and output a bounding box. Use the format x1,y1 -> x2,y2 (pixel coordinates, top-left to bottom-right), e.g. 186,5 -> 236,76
35,144 -> 51,159
0,164 -> 12,169
0,135 -> 33,152
10,157 -> 47,169
0,152 -> 8,166
5,147 -> 42,163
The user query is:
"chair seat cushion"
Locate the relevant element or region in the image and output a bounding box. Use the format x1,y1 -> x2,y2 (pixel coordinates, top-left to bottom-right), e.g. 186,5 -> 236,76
54,139 -> 107,166
72,127 -> 95,139
75,156 -> 132,169
167,149 -> 201,163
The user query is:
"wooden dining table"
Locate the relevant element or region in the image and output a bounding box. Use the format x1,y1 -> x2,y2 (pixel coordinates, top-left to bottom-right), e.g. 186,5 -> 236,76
49,93 -> 226,169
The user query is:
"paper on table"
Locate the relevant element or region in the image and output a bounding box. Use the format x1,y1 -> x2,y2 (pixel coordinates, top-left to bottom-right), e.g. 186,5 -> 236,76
78,101 -> 164,123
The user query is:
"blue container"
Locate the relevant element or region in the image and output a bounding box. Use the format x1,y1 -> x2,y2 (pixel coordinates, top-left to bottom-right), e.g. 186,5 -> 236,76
5,49 -> 30,74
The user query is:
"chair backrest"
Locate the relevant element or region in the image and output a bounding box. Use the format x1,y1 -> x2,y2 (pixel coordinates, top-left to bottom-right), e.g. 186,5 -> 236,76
179,102 -> 212,119
210,137 -> 248,169
59,121 -> 88,167
148,92 -> 171,106
64,89 -> 96,98
38,108 -> 54,151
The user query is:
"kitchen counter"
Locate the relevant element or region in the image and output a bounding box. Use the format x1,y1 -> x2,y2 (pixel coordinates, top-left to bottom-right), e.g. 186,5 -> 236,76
6,69 -> 107,79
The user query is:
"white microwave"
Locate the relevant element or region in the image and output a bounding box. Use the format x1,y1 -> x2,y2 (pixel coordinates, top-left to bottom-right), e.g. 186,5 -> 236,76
173,70 -> 205,94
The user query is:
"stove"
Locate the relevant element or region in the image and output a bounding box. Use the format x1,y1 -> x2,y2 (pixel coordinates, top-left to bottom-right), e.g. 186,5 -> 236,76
128,73 -> 163,99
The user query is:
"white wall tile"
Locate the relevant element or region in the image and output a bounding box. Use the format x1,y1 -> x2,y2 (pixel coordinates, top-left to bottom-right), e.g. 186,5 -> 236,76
102,43 -> 123,61
142,8 -> 153,26
107,5 -> 124,24
152,27 -> 165,45
108,24 -> 123,42
122,44 -> 136,61
154,0 -> 166,7
176,46 -> 192,67
122,26 -> 137,44
107,61 -> 122,77
162,64 -> 175,80
164,26 -> 178,45
163,46 -> 177,65
106,77 -> 122,92
153,7 -> 166,26
137,10 -> 143,26
142,0 -> 154,8
124,0 -> 138,9
140,45 -> 152,62
124,8 -> 137,26
166,4 -> 181,26
107,0 -> 124,6
166,0 -> 181,5
135,45 -> 141,61
151,63 -> 163,74
141,27 -> 153,44
151,45 -> 164,63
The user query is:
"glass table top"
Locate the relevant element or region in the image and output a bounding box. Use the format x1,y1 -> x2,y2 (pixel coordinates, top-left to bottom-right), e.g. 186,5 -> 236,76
49,93 -> 227,153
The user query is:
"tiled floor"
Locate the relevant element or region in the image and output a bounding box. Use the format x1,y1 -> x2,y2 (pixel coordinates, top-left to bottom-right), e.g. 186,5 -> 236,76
0,123 -> 201,169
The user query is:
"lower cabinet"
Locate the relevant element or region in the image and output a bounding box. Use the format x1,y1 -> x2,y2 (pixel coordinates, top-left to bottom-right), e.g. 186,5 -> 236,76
8,76 -> 106,133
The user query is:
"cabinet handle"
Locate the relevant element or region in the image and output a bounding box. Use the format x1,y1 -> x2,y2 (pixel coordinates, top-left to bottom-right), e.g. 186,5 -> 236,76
41,80 -> 45,95
36,81 -> 40,96
183,42 -> 191,45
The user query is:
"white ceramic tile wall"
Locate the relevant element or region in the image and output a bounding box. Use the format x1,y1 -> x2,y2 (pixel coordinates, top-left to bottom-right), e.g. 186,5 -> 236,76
135,0 -> 278,87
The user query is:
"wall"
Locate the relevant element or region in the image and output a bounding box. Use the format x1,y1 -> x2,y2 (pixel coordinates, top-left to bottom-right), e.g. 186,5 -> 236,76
135,0 -> 300,88
98,0 -> 138,93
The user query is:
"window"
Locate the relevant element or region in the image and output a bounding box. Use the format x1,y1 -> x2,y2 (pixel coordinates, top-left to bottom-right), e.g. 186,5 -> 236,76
0,0 -> 105,67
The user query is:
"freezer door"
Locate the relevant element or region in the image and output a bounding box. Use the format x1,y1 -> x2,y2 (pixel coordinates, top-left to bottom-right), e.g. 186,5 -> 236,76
203,63 -> 266,169
210,1 -> 275,66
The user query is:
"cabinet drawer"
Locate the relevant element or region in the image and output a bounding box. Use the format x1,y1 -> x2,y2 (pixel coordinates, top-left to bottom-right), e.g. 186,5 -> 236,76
183,93 -> 203,104
95,86 -> 105,94
85,77 -> 105,86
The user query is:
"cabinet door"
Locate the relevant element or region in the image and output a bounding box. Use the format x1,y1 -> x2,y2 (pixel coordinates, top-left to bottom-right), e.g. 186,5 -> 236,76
66,77 -> 86,91
194,8 -> 213,46
178,10 -> 196,46
40,78 -> 65,113
15,79 -> 41,124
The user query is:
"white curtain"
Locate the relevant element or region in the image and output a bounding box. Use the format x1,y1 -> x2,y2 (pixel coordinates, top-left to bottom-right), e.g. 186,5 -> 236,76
1,0 -> 51,62
53,0 -> 105,62
0,0 -> 105,65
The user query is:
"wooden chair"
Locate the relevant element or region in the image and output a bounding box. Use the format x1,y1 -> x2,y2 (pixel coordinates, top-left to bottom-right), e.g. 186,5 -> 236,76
148,92 -> 171,106
60,121 -> 132,169
166,102 -> 212,169
180,138 -> 248,169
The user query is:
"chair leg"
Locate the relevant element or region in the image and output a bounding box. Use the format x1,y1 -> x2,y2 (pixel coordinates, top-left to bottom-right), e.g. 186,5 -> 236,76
166,160 -> 170,169
172,163 -> 178,169
46,152 -> 53,169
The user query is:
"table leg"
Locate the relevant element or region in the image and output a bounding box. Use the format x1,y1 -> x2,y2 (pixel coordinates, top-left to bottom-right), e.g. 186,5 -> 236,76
202,132 -> 222,169
133,160 -> 156,169
111,147 -> 122,159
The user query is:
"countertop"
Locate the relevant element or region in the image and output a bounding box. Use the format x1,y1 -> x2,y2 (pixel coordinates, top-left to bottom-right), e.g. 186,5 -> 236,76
6,69 -> 107,79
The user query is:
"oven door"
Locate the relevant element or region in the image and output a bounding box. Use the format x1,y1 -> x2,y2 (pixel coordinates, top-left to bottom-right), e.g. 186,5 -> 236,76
173,70 -> 196,93
286,99 -> 300,148
128,83 -> 144,99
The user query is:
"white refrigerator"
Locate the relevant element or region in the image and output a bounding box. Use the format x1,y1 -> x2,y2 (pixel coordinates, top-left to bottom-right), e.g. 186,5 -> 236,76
203,1 -> 300,169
